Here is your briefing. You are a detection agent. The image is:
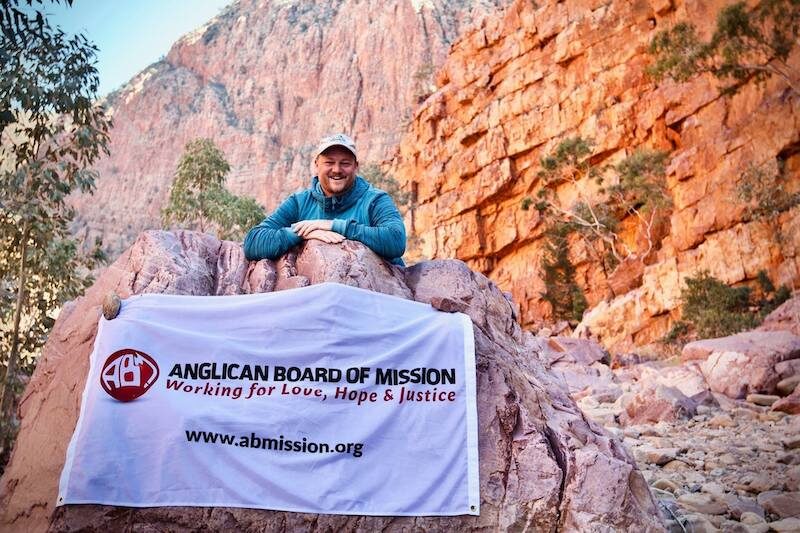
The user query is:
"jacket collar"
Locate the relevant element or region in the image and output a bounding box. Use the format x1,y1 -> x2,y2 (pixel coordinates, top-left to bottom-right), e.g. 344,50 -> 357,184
310,176 -> 369,212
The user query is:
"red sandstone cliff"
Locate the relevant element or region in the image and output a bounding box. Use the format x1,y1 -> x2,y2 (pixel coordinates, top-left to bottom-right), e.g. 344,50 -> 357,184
391,0 -> 800,351
74,0 -> 799,352
72,0 -> 509,255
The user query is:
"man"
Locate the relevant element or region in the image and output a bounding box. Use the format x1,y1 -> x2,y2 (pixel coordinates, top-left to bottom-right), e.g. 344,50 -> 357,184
244,133 -> 406,266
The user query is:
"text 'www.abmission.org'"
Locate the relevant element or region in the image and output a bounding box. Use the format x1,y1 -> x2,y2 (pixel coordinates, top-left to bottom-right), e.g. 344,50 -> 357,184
185,430 -> 365,457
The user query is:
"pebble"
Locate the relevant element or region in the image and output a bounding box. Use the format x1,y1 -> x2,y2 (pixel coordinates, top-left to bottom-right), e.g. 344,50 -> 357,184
768,517 -> 800,532
663,459 -> 692,471
653,478 -> 682,494
720,519 -> 769,533
635,446 -> 679,466
783,437 -> 800,450
759,412 -> 785,422
697,404 -> 714,415
746,394 -> 781,407
680,513 -> 721,532
786,466 -> 800,492
732,408 -> 760,420
708,414 -> 736,428
740,512 -> 767,525
677,493 -> 728,515
748,473 -> 779,493
776,375 -> 800,397
756,491 -> 800,519
702,482 -> 726,496
777,453 -> 799,465
722,494 -> 765,521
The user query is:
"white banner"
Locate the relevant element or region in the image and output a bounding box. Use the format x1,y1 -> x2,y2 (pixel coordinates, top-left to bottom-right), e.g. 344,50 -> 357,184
58,283 -> 479,516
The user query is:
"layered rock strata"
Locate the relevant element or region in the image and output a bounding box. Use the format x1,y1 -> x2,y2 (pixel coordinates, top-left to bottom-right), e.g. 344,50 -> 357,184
73,0 -> 509,255
391,0 -> 800,351
0,232 -> 663,532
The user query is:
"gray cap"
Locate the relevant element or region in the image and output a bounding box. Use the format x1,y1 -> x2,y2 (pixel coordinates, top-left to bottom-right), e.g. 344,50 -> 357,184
315,133 -> 357,160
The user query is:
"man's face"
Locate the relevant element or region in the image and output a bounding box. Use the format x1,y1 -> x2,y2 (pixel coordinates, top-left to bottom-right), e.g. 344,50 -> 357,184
315,146 -> 358,197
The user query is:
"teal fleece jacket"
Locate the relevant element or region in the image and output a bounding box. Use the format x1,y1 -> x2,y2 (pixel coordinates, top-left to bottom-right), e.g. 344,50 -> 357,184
243,176 -> 406,266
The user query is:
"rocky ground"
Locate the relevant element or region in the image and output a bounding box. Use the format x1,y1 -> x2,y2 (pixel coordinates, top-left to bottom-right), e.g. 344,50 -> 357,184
548,296 -> 800,533
584,395 -> 800,532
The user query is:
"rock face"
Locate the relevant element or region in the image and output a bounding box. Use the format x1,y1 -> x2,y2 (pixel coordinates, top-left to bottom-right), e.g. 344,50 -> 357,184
72,0 -> 509,255
390,0 -> 800,350
0,231 -> 663,532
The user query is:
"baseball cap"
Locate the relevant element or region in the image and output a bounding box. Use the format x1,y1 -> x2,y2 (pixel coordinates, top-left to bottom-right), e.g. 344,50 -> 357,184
315,133 -> 357,160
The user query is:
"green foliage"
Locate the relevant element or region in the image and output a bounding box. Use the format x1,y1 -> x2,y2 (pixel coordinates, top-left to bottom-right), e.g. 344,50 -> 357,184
539,223 -> 588,322
531,138 -> 672,321
162,138 -> 265,240
677,270 -> 791,340
662,320 -> 690,344
648,0 -> 800,95
360,164 -> 412,210
737,160 -> 800,220
680,271 -> 756,338
539,136 -> 593,176
612,150 -> 672,213
1,0 -> 111,468
533,137 -> 672,269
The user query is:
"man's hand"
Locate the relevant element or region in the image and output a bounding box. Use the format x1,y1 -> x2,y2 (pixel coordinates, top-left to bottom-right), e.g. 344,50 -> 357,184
303,229 -> 345,244
292,219 -> 333,237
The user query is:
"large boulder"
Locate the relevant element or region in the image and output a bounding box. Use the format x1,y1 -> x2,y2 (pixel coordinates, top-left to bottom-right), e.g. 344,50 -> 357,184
773,387 -> 800,415
537,337 -> 620,400
682,331 -> 800,399
759,295 -> 800,337
618,384 -> 698,426
0,231 -> 664,532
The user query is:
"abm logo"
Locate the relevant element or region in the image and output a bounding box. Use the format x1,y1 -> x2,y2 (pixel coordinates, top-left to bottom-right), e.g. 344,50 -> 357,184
100,349 -> 159,402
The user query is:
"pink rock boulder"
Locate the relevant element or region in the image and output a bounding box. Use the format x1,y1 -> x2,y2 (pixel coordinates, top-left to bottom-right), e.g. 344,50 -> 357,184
0,231 -> 665,532
682,331 -> 800,399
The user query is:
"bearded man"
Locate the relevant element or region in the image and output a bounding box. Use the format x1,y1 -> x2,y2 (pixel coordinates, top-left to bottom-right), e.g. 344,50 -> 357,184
244,133 -> 406,266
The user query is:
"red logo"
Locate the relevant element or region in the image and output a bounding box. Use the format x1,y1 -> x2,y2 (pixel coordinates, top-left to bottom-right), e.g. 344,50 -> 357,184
100,349 -> 159,402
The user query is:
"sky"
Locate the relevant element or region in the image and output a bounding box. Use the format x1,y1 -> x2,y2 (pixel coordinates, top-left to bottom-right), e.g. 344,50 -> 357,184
42,0 -> 233,97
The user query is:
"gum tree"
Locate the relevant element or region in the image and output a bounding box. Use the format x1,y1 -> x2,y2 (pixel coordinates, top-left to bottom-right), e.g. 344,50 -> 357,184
162,138 -> 265,240
648,0 -> 800,95
0,0 -> 111,428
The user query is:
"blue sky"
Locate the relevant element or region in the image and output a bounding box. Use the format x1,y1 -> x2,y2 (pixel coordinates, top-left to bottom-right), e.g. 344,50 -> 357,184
43,0 -> 232,97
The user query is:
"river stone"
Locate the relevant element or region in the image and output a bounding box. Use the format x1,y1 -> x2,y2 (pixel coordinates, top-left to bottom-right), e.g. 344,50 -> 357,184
756,491 -> 800,519
776,376 -> 800,397
676,493 -> 728,515
768,517 -> 800,532
0,232 -> 665,532
746,394 -> 781,406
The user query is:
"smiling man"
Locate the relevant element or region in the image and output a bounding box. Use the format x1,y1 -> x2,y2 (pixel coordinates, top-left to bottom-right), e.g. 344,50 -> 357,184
243,133 -> 406,266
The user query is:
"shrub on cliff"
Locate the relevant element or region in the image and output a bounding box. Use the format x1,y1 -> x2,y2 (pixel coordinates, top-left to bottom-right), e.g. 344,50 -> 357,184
162,138 -> 265,240
521,138 -> 671,319
648,0 -> 800,96
667,270 -> 791,341
738,160 -> 800,221
539,223 -> 587,323
526,137 -> 671,270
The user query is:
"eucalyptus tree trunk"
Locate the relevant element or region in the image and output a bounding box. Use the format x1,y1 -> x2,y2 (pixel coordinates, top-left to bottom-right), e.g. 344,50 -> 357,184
0,220 -> 30,416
